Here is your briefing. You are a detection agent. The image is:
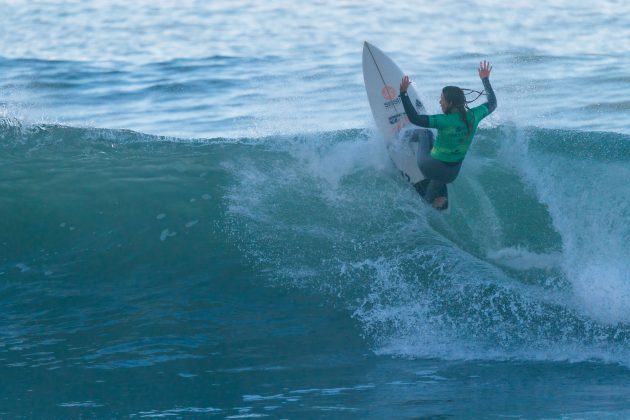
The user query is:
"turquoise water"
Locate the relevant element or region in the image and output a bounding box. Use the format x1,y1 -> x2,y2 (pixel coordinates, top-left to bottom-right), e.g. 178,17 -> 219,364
2,1 -> 630,418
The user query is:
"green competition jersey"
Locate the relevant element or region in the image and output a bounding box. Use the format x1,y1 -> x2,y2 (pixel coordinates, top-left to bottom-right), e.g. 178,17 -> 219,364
427,104 -> 490,162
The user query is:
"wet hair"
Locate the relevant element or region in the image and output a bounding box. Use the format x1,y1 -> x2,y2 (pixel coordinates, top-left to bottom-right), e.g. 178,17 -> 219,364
442,86 -> 472,135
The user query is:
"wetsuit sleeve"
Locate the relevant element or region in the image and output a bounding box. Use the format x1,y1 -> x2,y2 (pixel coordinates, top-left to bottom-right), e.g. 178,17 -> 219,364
482,77 -> 497,114
399,92 -> 432,128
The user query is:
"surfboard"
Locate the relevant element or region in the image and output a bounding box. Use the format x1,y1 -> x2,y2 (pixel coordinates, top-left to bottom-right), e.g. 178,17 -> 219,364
362,41 -> 448,210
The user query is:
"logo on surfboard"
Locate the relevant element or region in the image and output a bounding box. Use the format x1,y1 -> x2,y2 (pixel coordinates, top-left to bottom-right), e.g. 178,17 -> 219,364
381,85 -> 397,101
384,97 -> 401,109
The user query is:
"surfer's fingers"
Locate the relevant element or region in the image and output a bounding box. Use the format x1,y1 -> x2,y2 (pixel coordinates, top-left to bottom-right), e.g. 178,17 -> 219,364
479,61 -> 492,74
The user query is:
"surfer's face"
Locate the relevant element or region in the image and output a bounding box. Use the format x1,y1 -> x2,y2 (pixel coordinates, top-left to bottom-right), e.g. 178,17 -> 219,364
439,93 -> 450,113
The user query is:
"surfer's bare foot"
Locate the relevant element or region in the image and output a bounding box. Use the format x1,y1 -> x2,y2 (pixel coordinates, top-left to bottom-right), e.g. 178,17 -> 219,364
432,196 -> 447,209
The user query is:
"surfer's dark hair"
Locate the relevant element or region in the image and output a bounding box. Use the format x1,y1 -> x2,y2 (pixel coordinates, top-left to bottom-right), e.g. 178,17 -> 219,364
442,86 -> 472,135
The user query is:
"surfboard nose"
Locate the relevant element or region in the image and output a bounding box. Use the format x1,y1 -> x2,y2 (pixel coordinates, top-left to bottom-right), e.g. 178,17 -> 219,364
362,41 -> 374,60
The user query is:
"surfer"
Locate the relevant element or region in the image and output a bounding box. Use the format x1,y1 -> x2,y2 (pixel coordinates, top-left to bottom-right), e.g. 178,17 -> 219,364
399,60 -> 497,209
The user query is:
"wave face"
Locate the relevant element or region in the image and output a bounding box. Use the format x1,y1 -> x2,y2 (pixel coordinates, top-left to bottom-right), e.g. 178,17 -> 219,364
3,118 -> 630,370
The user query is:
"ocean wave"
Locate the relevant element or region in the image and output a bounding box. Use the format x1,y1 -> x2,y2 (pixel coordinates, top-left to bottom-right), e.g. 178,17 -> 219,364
2,119 -> 630,365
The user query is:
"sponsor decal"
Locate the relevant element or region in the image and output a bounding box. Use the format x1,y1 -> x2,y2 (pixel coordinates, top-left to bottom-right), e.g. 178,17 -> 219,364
415,99 -> 424,109
381,85 -> 397,101
388,112 -> 406,125
384,97 -> 401,109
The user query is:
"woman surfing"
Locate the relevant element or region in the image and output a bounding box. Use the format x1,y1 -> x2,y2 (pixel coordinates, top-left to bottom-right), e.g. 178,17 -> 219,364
399,60 -> 497,209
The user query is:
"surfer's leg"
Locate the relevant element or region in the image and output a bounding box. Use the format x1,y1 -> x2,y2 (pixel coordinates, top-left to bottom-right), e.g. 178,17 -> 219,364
415,133 -> 461,209
424,180 -> 446,207
420,159 -> 462,184
416,130 -> 434,167
420,160 -> 462,209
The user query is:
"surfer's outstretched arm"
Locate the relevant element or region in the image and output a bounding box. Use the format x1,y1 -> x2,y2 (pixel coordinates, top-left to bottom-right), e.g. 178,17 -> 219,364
399,75 -> 430,127
479,60 -> 497,113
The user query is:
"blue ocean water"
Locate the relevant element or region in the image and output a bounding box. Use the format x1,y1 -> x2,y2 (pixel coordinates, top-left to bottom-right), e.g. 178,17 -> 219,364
1,0 -> 630,417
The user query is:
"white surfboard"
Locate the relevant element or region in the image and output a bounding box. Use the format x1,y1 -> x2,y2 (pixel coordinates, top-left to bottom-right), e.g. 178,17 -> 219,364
362,41 -> 448,208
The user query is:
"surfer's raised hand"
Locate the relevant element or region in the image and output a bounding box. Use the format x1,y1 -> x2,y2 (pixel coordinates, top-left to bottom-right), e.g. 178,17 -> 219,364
400,75 -> 411,94
478,60 -> 492,79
